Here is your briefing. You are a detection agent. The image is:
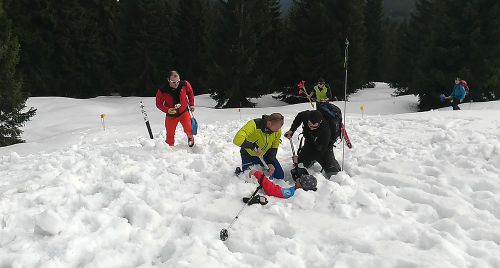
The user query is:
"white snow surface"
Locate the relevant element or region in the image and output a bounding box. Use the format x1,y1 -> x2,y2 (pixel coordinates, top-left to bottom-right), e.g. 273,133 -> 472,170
1,83 -> 500,267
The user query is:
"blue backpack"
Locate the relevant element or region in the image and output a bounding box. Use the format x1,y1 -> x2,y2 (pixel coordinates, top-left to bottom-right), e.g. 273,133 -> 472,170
191,117 -> 198,135
186,96 -> 198,135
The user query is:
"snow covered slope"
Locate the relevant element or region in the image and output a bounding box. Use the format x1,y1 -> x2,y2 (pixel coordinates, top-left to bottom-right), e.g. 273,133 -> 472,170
1,83 -> 500,267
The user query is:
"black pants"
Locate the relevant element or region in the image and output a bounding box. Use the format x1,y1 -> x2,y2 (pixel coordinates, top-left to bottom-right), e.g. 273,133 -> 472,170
450,98 -> 461,110
298,144 -> 341,178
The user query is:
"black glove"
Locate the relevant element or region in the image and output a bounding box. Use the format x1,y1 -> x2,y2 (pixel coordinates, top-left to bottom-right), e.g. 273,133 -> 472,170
242,195 -> 268,205
251,143 -> 259,151
241,140 -> 258,150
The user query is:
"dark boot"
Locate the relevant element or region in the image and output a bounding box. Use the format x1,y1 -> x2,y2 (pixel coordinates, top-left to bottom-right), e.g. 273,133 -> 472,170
319,150 -> 341,179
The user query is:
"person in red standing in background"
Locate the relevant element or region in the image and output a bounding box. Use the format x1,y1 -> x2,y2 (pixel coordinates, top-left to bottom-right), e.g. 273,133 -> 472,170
156,70 -> 195,147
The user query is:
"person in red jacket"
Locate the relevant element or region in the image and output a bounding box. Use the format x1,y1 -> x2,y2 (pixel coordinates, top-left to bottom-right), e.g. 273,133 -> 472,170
156,70 -> 195,147
249,169 -> 317,199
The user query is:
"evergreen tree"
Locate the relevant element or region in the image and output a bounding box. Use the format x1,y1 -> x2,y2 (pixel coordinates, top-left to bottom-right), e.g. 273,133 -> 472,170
284,0 -> 367,100
394,0 -> 500,110
251,0 -> 285,91
115,0 -> 174,96
390,0 -> 434,97
5,0 -> 57,96
207,0 -> 279,108
0,0 -> 36,146
173,0 -> 209,94
463,0 -> 500,101
287,0 -> 334,82
364,0 -> 384,81
52,1 -> 119,97
6,0 -> 119,98
380,19 -> 406,84
411,0 -> 461,110
333,0 -> 367,94
69,1 -> 118,97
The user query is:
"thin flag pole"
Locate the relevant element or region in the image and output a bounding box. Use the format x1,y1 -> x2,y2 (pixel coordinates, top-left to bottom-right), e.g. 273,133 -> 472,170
342,38 -> 349,171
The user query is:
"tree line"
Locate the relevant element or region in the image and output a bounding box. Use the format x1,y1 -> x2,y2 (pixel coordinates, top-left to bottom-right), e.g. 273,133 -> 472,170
1,0 -> 500,145
390,0 -> 500,110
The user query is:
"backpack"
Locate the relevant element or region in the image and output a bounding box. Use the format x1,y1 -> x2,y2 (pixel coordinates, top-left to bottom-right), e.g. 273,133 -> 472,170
460,80 -> 469,96
316,103 -> 342,144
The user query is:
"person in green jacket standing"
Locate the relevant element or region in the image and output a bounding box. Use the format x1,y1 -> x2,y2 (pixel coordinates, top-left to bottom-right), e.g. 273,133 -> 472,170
308,78 -> 335,103
233,113 -> 285,179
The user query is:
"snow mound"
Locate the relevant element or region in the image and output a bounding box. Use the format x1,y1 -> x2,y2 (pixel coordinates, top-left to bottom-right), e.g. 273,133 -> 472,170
1,83 -> 500,267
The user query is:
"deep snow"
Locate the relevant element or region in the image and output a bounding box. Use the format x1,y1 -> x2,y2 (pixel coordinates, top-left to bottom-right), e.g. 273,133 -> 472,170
1,83 -> 500,267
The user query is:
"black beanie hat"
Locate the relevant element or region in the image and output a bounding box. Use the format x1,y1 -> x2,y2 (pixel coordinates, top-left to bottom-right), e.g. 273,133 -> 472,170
309,110 -> 323,124
298,174 -> 317,191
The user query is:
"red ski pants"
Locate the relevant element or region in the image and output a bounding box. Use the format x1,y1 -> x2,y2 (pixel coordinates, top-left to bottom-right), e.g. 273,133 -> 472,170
165,112 -> 192,146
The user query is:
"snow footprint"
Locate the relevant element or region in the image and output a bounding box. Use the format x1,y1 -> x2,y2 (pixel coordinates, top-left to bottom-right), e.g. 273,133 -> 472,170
272,222 -> 296,239
397,188 -> 457,219
421,166 -> 442,177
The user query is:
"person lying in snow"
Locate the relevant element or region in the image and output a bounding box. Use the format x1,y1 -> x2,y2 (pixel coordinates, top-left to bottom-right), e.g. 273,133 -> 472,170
248,169 -> 317,200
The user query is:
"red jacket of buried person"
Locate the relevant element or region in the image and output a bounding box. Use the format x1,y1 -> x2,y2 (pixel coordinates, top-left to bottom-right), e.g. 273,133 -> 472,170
155,80 -> 195,117
253,171 -> 296,199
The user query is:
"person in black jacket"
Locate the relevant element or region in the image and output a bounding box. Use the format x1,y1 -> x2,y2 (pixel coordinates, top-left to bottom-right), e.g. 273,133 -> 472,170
284,110 -> 341,179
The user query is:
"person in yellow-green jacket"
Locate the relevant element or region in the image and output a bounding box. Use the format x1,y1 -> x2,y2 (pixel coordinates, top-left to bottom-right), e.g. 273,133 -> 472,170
233,113 -> 285,179
307,77 -> 335,103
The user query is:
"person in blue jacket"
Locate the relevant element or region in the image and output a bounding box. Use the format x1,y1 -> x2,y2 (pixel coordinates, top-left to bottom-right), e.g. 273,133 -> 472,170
443,77 -> 466,110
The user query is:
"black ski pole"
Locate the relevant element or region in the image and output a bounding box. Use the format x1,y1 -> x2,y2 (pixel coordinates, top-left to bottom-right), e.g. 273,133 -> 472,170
140,101 -> 154,139
220,186 -> 261,241
290,138 -> 309,180
289,138 -> 299,172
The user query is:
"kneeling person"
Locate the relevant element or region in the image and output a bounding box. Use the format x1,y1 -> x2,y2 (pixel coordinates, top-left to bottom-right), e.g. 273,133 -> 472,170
233,113 -> 285,179
284,110 -> 341,178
